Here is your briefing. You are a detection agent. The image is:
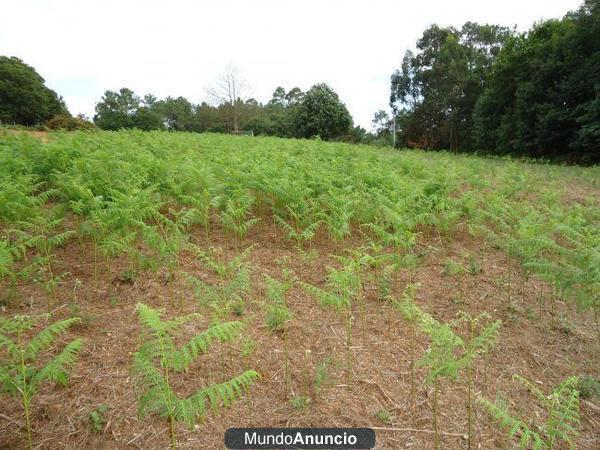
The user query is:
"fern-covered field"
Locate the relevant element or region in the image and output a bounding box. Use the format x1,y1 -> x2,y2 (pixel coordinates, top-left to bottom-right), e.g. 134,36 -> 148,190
0,130 -> 599,449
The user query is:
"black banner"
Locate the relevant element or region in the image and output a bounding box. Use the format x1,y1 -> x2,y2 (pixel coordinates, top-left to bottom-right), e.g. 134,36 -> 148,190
224,427 -> 376,449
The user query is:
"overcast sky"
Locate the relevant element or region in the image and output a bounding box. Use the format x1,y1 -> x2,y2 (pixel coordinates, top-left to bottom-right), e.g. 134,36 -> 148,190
1,0 -> 582,129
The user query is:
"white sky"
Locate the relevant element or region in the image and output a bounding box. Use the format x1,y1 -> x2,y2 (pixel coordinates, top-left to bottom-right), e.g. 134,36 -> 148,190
0,0 -> 582,130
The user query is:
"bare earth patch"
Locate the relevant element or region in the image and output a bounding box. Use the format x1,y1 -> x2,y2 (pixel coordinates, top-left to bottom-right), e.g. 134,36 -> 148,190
1,217 -> 598,449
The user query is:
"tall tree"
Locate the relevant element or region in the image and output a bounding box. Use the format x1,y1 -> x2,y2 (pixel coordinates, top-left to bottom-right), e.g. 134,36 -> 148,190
194,102 -> 221,132
390,23 -> 512,150
93,88 -> 141,130
0,56 -> 68,125
473,0 -> 600,163
155,96 -> 195,131
292,83 -> 352,140
264,86 -> 304,137
134,94 -> 164,131
372,110 -> 393,137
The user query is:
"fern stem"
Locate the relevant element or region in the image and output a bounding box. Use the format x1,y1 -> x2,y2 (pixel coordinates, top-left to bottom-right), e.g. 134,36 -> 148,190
507,251 -> 512,310
168,415 -> 176,450
19,350 -> 33,450
203,189 -> 210,242
282,327 -> 290,399
594,307 -> 600,345
345,312 -> 353,388
467,320 -> 474,450
409,323 -> 416,413
43,248 -> 57,305
158,336 -> 177,449
93,239 -> 98,292
303,349 -> 311,400
432,379 -> 440,450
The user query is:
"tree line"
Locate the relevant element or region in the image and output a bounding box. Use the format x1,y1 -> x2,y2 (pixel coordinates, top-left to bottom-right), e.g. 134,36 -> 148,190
91,79 -> 367,143
0,0 -> 597,162
391,0 -> 599,163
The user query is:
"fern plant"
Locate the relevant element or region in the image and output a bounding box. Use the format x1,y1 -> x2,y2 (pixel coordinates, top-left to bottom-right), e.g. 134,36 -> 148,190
394,297 -> 501,449
390,282 -> 421,408
263,272 -> 294,395
187,245 -> 254,318
0,315 -> 83,449
416,311 -> 464,450
219,194 -> 261,242
0,238 -> 15,282
478,375 -> 580,449
321,197 -> 354,244
9,215 -> 74,302
264,272 -> 294,332
274,205 -> 322,248
301,267 -> 356,386
457,312 -> 502,450
133,303 -> 260,449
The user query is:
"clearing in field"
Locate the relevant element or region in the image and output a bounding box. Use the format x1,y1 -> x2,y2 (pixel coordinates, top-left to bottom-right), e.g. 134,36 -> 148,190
0,130 -> 598,449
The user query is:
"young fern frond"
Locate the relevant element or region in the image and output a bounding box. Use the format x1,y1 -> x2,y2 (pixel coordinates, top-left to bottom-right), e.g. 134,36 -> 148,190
301,269 -> 355,385
479,376 -> 580,449
0,239 -> 15,280
478,396 -> 546,449
219,196 -> 261,241
133,303 -> 259,447
176,370 -> 260,429
186,247 -> 253,317
274,210 -> 322,245
136,302 -> 200,335
170,321 -> 243,372
416,319 -> 464,383
300,282 -> 350,311
23,317 -> 82,361
396,300 -> 501,449
464,318 -> 502,361
32,339 -> 83,387
264,274 -> 294,332
0,315 -> 83,449
547,377 -> 580,447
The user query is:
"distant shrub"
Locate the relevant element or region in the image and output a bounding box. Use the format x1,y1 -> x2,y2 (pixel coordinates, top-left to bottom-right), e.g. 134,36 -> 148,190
45,114 -> 95,131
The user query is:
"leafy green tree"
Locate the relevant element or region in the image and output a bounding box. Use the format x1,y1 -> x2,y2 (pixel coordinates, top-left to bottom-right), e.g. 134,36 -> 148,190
473,1 -> 600,163
155,96 -> 195,131
194,102 -> 222,132
292,84 -> 352,140
134,94 -> 164,131
371,110 -> 391,135
262,86 -> 304,137
0,56 -> 68,126
390,23 -> 512,150
93,88 -> 141,130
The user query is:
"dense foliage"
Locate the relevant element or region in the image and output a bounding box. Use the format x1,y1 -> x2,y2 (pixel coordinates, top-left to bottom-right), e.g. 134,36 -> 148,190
390,23 -> 512,151
0,130 -> 597,323
390,1 -> 599,163
45,114 -> 95,131
0,57 -> 68,126
93,83 -> 352,140
473,1 -> 600,163
2,1 -> 597,159
289,84 -> 353,140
